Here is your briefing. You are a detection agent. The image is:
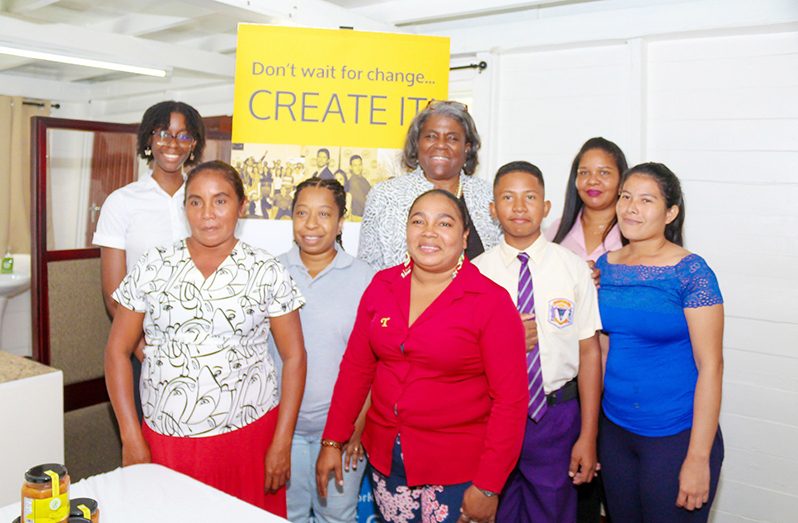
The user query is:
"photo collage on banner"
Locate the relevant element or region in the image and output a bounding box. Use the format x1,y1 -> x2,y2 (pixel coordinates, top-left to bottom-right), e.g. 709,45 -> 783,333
232,143 -> 403,221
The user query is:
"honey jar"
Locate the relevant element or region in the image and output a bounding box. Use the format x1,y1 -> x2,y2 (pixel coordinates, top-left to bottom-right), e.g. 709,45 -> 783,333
68,499 -> 98,523
20,464 -> 70,523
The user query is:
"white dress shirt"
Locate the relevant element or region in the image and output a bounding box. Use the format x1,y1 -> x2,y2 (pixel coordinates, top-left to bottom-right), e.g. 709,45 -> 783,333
92,171 -> 189,272
473,235 -> 602,393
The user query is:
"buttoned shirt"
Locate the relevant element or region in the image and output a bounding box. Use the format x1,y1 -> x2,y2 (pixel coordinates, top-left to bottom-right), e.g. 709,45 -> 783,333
544,212 -> 623,262
357,169 -> 501,269
473,235 -> 602,393
114,240 -> 305,438
322,260 -> 528,492
276,245 -> 375,437
93,171 -> 189,272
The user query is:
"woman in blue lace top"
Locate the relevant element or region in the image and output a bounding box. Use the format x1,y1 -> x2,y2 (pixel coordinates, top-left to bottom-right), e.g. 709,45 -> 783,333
595,163 -> 724,523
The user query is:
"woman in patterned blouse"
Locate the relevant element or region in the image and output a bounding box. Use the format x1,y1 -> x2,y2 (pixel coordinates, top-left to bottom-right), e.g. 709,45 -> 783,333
104,160 -> 307,517
357,101 -> 501,269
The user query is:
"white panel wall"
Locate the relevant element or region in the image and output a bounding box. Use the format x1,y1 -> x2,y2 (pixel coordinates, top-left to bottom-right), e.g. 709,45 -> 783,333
493,44 -> 635,225
490,26 -> 798,523
646,31 -> 798,522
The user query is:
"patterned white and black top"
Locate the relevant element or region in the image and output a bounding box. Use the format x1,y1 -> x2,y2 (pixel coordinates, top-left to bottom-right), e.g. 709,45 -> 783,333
357,168 -> 501,269
113,239 -> 305,438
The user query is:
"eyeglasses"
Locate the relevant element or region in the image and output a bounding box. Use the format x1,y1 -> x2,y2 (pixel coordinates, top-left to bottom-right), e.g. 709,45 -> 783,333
152,129 -> 195,146
425,99 -> 469,113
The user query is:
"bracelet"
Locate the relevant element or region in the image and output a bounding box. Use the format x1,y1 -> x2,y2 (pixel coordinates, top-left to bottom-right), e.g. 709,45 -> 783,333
321,439 -> 343,451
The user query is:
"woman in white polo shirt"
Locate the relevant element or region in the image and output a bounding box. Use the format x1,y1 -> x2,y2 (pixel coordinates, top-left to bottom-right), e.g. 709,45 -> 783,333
93,100 -> 206,416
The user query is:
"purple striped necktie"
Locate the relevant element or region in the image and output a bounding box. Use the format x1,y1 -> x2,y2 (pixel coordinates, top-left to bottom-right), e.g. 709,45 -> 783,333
517,252 -> 547,422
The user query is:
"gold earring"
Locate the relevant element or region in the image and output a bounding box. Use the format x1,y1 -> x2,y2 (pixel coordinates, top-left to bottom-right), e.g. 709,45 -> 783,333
401,252 -> 412,278
452,252 -> 465,279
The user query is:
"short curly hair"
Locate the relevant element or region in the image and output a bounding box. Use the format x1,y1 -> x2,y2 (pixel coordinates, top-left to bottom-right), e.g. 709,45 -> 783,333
136,101 -> 205,167
402,102 -> 481,176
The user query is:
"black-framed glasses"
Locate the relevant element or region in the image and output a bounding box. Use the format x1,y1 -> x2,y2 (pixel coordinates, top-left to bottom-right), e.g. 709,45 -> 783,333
425,99 -> 469,113
152,129 -> 195,146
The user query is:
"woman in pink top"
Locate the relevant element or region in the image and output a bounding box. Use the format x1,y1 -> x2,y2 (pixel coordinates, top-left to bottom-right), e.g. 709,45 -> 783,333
545,137 -> 628,523
545,137 -> 627,262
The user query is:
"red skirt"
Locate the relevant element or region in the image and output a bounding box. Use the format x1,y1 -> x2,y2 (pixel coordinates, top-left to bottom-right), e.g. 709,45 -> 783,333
141,406 -> 286,517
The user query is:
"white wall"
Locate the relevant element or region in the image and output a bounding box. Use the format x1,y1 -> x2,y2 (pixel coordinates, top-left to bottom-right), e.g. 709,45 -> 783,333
486,24 -> 798,523
493,42 -> 637,223
646,31 -> 798,522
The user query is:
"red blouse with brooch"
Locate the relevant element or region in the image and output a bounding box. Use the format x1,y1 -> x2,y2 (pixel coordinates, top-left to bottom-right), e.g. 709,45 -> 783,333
322,259 -> 528,493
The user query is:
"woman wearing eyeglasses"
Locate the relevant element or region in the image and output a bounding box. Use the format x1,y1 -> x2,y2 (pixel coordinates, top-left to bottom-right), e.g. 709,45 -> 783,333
93,100 -> 206,417
357,100 -> 501,270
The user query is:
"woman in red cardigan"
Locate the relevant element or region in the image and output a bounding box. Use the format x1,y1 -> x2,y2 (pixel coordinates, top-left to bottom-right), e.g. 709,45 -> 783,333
316,189 -> 528,523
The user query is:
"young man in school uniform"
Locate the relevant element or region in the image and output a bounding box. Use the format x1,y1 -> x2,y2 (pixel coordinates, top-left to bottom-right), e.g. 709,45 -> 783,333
472,161 -> 602,523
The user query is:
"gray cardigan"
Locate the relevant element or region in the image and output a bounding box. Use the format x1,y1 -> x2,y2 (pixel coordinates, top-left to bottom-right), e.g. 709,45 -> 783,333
357,169 -> 501,269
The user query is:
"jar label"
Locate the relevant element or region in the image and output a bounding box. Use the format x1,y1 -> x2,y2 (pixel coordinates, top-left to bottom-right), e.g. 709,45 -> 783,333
23,493 -> 69,522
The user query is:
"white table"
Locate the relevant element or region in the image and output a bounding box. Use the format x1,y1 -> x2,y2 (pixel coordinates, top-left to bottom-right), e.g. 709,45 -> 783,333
0,352 -> 63,506
0,463 -> 289,522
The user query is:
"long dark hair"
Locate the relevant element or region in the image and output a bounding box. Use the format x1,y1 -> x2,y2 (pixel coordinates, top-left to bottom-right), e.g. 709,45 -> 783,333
552,137 -> 628,244
184,161 -> 244,203
291,178 -> 347,246
621,162 -> 685,246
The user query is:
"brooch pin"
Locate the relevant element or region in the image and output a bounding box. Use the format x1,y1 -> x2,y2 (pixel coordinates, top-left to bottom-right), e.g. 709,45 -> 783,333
380,317 -> 390,327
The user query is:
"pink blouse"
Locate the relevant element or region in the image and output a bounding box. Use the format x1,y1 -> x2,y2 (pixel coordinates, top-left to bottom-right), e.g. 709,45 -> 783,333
544,211 -> 622,262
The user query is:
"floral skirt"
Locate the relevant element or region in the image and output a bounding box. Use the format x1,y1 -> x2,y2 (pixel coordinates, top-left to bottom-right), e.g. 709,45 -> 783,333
369,436 -> 470,523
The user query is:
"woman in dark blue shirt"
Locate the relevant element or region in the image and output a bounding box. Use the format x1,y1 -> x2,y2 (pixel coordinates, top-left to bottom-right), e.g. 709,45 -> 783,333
595,163 -> 724,523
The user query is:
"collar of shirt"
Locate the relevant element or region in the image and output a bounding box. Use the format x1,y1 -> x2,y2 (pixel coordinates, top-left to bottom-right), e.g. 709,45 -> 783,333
409,167 -> 482,195
141,170 -> 187,201
497,234 -> 549,267
284,243 -> 355,281
384,258 -> 481,329
563,209 -> 623,261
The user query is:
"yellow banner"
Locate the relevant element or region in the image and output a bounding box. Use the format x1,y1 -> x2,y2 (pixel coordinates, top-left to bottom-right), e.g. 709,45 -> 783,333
232,25 -> 450,148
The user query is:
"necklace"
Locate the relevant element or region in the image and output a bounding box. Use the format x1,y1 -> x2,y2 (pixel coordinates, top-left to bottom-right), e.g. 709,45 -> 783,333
581,214 -> 610,233
423,171 -> 463,198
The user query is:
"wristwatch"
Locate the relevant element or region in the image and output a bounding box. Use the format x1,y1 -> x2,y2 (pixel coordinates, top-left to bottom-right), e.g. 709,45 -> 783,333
478,488 -> 497,497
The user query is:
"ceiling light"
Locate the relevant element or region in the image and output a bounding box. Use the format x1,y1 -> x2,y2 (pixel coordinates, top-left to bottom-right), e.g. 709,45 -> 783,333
0,45 -> 169,77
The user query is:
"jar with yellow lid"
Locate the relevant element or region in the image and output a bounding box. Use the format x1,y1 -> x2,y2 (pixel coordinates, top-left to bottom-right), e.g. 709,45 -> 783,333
20,463 -> 70,523
68,499 -> 98,523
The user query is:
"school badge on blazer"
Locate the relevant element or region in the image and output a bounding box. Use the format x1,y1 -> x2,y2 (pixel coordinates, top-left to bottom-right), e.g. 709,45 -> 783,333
548,298 -> 574,328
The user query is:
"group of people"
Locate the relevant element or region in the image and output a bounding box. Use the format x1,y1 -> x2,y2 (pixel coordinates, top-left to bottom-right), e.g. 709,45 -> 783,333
97,99 -> 724,523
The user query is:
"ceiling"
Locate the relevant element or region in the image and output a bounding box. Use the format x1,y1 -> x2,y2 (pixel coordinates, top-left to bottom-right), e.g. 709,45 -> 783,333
0,0 -> 599,101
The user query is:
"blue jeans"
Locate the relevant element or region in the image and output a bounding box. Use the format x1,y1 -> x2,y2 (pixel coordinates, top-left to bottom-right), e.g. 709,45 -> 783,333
599,414 -> 724,523
287,434 -> 366,523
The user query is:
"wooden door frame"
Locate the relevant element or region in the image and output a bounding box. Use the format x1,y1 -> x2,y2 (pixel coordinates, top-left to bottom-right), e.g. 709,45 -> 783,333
31,117 -> 138,367
30,116 -> 232,412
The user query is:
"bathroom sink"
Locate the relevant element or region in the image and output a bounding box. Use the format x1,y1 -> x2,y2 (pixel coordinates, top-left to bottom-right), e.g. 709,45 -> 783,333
0,255 -> 31,333
0,254 -> 30,299
0,273 -> 30,298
